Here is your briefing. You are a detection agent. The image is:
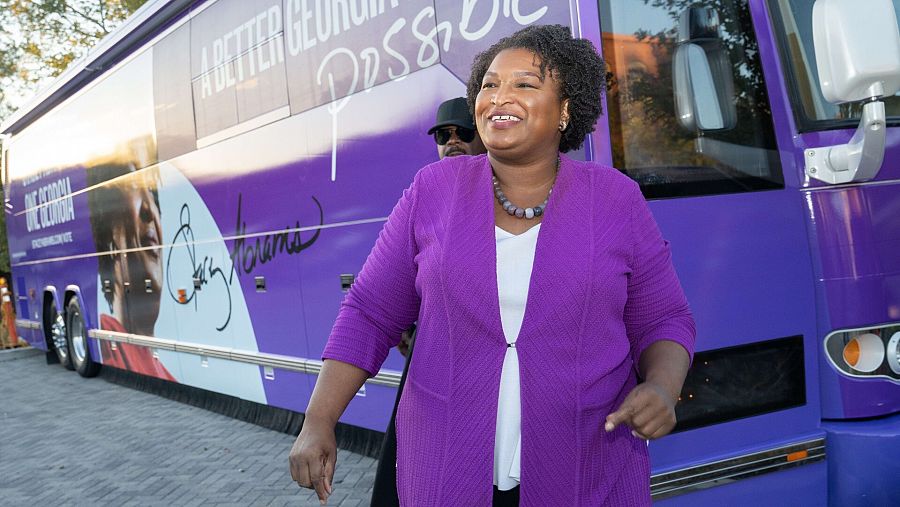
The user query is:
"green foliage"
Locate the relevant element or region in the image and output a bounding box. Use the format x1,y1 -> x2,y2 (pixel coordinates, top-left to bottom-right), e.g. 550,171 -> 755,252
0,1 -> 148,121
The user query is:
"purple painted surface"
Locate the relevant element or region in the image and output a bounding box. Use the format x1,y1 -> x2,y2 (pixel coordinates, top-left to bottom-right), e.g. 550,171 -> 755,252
807,185 -> 900,328
835,375 -> 900,419
798,152 -> 900,419
6,161 -> 99,350
646,189 -> 821,471
578,0 -> 609,166
16,257 -> 99,346
822,412 -> 900,506
7,165 -> 96,264
748,0 -> 805,189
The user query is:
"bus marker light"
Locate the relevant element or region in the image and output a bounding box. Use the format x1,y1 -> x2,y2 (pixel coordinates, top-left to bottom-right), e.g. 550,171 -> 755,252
842,339 -> 859,367
843,333 -> 884,372
786,450 -> 808,462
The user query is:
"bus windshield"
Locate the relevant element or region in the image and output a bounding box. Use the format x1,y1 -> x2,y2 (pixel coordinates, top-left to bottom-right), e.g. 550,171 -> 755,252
769,0 -> 900,132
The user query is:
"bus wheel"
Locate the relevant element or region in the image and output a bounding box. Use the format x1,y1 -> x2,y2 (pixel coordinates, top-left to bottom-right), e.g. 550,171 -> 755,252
49,304 -> 74,370
67,299 -> 100,378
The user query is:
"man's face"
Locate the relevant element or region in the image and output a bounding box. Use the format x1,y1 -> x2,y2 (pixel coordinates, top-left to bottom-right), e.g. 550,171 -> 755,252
434,125 -> 487,159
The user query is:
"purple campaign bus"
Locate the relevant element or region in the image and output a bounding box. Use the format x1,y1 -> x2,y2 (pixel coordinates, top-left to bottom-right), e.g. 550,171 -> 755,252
2,0 -> 898,504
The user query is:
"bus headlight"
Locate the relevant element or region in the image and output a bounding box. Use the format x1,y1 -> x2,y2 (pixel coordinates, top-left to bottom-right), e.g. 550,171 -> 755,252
842,333 -> 885,373
825,324 -> 900,380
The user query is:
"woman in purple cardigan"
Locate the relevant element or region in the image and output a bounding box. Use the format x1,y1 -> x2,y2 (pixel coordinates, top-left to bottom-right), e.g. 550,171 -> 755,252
290,25 -> 695,506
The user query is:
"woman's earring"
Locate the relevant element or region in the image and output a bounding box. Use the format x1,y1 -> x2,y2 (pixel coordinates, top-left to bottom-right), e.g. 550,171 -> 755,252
559,120 -> 568,132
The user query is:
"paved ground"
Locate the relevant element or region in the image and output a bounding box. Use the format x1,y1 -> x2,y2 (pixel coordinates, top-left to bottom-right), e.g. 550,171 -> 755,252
0,347 -> 378,506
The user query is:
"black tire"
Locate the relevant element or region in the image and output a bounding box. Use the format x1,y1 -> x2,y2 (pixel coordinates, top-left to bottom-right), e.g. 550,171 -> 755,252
48,303 -> 74,370
67,299 -> 100,378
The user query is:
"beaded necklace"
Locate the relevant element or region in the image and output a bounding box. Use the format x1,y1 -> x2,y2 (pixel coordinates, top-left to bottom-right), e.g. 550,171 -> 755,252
492,157 -> 559,220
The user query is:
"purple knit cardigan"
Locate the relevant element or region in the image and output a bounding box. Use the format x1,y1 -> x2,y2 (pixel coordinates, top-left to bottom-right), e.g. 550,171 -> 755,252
323,154 -> 695,506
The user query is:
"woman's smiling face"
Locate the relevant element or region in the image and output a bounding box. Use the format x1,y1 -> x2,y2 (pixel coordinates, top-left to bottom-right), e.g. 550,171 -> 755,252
475,48 -> 568,160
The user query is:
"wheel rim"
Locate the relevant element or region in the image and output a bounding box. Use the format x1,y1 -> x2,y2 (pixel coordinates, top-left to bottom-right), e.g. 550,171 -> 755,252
51,313 -> 68,360
70,310 -> 86,364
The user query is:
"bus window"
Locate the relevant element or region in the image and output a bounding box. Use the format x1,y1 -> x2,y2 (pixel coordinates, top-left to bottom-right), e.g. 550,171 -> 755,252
599,0 -> 784,198
769,0 -> 900,132
154,24 -> 196,162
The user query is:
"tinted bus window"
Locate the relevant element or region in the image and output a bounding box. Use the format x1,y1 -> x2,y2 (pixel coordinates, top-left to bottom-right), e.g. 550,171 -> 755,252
599,0 -> 784,198
769,0 -> 900,132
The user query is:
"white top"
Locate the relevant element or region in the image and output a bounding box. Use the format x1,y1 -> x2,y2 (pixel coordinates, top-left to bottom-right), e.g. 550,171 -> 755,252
493,223 -> 540,491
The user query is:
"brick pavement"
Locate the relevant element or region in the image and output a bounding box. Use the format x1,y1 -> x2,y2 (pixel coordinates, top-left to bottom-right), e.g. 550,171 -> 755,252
0,348 -> 378,506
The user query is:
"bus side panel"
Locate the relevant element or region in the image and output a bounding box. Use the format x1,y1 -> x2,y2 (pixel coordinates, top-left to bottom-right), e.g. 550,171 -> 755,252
646,190 -> 821,473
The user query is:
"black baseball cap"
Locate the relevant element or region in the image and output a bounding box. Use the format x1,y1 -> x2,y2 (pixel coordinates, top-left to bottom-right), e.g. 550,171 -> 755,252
427,97 -> 475,135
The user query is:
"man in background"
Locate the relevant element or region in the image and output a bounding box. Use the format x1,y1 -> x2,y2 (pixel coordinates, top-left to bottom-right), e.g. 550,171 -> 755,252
370,97 -> 486,506
428,96 -> 487,161
396,97 -> 486,363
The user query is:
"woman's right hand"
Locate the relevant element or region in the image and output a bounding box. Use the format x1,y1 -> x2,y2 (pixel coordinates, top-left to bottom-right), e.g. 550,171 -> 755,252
289,417 -> 337,504
290,360 -> 370,503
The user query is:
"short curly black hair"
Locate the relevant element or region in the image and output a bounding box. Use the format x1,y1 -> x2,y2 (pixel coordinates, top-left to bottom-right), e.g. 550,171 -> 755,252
466,24 -> 606,153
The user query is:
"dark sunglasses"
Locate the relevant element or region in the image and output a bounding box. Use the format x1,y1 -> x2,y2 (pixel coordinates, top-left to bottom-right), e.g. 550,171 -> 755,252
434,127 -> 476,145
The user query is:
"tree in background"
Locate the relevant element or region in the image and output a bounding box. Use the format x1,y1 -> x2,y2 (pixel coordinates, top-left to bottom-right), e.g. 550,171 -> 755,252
0,0 -> 147,274
0,0 -> 147,121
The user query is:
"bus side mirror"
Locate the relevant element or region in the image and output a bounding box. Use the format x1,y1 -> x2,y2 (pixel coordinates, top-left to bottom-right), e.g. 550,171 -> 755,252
673,7 -> 737,132
805,0 -> 900,184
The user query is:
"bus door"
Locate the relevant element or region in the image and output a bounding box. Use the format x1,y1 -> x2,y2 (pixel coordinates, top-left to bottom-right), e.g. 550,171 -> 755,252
594,0 -> 824,503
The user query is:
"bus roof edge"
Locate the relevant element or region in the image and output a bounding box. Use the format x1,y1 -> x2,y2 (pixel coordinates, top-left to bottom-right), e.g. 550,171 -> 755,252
0,0 -> 196,136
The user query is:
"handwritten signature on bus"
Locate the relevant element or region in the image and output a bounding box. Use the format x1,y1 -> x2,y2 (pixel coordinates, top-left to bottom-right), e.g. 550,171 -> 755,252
165,204 -> 234,331
163,196 -> 324,332
229,193 -> 323,277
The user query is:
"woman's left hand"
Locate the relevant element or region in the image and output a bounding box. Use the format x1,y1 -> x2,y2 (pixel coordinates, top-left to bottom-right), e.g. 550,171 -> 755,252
604,381 -> 677,440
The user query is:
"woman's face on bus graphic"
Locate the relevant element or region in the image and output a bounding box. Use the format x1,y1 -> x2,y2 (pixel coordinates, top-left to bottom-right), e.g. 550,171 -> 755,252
474,48 -> 569,159
110,172 -> 163,321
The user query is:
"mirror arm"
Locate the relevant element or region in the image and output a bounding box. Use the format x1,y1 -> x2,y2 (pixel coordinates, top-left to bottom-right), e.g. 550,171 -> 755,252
804,98 -> 887,184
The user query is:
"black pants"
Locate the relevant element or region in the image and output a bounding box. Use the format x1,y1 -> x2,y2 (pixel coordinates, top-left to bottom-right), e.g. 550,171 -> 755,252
370,338 -> 414,507
493,485 -> 520,506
